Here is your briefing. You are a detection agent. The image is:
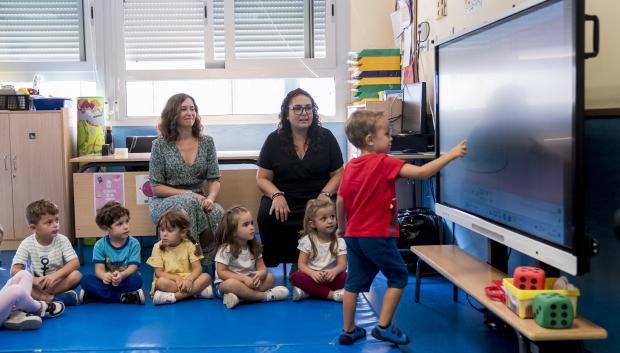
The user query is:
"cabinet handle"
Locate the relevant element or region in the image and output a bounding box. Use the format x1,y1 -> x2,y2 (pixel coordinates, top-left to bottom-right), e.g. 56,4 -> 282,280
3,155 -> 7,171
12,155 -> 16,178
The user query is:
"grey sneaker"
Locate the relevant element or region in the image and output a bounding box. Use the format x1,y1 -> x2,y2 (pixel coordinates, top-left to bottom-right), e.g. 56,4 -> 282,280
292,286 -> 309,301
43,301 -> 65,318
3,311 -> 42,330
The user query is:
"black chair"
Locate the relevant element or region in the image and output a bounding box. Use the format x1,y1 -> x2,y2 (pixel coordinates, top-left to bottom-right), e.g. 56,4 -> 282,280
125,136 -> 157,171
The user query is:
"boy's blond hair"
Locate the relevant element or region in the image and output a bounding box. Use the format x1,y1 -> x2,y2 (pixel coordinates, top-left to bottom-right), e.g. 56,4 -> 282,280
95,201 -> 130,229
345,110 -> 386,149
26,199 -> 59,225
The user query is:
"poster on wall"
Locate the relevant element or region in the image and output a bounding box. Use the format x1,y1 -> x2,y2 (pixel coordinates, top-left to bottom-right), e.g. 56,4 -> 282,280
465,0 -> 482,13
135,175 -> 154,205
93,173 -> 125,212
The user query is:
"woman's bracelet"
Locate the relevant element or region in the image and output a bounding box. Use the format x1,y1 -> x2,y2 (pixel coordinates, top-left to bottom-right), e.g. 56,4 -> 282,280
271,191 -> 285,200
320,191 -> 332,198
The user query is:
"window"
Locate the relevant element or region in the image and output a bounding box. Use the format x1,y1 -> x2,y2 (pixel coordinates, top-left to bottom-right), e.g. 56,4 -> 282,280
123,0 -> 333,70
125,77 -> 335,119
0,0 -> 86,62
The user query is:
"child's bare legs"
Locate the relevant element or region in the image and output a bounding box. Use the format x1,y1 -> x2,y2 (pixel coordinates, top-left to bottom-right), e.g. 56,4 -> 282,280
378,287 -> 403,327
0,271 -> 42,322
342,290 -> 358,332
31,271 -> 82,302
219,272 -> 275,301
155,273 -> 211,301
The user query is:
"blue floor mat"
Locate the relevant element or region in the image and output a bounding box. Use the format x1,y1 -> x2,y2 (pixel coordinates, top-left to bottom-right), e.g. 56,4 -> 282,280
0,256 -> 400,353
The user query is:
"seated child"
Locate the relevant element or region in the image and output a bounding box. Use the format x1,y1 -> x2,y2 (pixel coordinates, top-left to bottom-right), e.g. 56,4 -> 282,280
214,206 -> 289,309
11,199 -> 82,306
147,209 -> 214,305
1,224 -> 64,330
79,201 -> 145,304
291,199 -> 347,302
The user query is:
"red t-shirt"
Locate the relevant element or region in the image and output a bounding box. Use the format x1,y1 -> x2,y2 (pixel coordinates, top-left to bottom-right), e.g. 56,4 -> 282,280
338,153 -> 406,237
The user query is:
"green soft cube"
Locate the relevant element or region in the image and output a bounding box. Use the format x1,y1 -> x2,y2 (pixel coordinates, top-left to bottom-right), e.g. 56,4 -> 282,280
532,293 -> 574,329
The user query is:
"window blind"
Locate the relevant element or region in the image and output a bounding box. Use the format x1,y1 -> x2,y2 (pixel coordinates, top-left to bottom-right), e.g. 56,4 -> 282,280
0,0 -> 84,62
124,0 -> 205,68
214,0 -> 325,60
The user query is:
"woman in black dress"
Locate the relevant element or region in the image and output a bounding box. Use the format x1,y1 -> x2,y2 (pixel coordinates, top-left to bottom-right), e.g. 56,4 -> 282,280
256,88 -> 344,267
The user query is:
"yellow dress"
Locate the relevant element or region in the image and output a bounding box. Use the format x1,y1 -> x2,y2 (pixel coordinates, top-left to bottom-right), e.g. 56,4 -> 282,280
146,240 -> 203,296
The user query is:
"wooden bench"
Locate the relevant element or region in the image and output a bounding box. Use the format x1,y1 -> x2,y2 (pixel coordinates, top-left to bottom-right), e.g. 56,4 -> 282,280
411,245 -> 607,353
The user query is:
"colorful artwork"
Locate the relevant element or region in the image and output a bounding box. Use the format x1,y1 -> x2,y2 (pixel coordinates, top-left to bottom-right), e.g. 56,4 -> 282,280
77,97 -> 105,156
94,173 -> 125,212
136,174 -> 154,205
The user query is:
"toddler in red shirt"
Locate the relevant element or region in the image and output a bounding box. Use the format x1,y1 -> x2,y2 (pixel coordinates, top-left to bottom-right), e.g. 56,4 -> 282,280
336,110 -> 467,345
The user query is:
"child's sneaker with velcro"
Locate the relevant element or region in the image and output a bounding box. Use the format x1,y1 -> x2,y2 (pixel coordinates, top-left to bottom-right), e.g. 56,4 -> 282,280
333,289 -> 344,302
54,290 -> 78,306
339,326 -> 366,345
3,311 -> 42,330
79,290 -> 95,304
120,289 -> 145,305
292,286 -> 309,301
223,293 -> 240,309
42,301 -> 65,318
153,290 -> 176,305
196,285 -> 214,299
371,324 -> 410,345
264,286 -> 289,301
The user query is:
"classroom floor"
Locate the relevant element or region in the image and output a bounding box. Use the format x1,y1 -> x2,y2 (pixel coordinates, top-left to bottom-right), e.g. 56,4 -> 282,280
0,246 -> 518,353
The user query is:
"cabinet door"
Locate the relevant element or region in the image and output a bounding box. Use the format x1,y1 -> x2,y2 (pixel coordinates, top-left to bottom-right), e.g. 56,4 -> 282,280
10,112 -> 65,238
0,114 -> 15,239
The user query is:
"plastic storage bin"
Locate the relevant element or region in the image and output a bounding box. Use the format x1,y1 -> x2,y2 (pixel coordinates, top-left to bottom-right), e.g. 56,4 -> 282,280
502,277 -> 580,319
0,95 -> 31,110
33,98 -> 69,110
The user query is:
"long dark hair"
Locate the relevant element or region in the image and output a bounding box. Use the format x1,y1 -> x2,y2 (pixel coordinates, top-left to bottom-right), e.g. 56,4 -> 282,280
277,88 -> 322,156
158,93 -> 203,142
214,206 -> 262,260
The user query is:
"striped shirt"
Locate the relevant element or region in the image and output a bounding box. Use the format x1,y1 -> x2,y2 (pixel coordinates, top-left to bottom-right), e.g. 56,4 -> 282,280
12,234 -> 77,277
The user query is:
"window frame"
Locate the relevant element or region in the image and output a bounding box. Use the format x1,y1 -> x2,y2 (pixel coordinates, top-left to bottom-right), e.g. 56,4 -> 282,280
111,0 -> 344,125
0,0 -> 97,82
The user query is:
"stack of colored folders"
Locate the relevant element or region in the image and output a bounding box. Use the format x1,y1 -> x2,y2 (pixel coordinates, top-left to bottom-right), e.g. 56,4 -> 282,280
350,48 -> 401,103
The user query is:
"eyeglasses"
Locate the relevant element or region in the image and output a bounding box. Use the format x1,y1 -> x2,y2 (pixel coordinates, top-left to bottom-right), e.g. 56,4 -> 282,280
289,104 -> 313,115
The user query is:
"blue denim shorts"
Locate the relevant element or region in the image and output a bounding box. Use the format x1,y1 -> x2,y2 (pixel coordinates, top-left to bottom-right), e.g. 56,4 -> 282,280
344,237 -> 408,293
213,282 -> 225,299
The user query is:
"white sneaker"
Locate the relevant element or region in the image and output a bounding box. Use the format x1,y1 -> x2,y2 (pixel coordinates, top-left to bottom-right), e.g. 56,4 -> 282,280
333,289 -> 344,302
265,286 -> 290,302
3,311 -> 42,330
223,293 -> 240,309
292,286 -> 309,301
152,290 -> 176,305
197,285 -> 214,299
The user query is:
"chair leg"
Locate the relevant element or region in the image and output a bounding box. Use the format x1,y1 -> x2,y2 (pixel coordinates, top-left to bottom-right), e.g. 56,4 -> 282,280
283,263 -> 288,281
453,285 -> 458,301
415,258 -> 423,303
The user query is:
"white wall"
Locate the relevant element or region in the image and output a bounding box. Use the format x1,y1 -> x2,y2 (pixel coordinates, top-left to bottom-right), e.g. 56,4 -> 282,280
349,0 -> 396,51
415,0 -> 619,109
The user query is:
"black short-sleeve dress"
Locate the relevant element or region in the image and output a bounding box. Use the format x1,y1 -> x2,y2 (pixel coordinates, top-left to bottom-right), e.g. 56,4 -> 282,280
257,127 -> 343,266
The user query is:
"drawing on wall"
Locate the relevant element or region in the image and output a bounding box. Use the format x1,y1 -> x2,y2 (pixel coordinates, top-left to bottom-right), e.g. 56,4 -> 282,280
93,173 -> 125,212
136,174 -> 154,205
437,0 -> 448,19
465,0 -> 482,13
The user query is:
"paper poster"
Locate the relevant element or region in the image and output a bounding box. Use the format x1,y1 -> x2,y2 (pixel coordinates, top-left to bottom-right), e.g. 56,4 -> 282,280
465,0 -> 482,13
93,173 -> 125,212
136,174 -> 154,205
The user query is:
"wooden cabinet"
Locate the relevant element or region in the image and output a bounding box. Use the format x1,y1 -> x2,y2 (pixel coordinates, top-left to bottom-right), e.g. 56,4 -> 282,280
0,109 -> 73,250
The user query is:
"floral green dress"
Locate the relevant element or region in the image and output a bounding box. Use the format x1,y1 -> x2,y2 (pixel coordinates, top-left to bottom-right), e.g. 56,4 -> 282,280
148,136 -> 223,265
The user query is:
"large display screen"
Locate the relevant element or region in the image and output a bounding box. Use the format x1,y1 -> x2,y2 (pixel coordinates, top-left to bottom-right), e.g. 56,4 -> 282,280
436,0 -> 578,251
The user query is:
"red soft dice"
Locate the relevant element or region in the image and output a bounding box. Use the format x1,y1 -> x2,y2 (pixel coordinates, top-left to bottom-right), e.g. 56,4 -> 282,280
513,266 -> 545,290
